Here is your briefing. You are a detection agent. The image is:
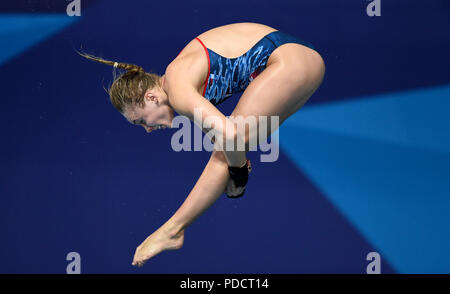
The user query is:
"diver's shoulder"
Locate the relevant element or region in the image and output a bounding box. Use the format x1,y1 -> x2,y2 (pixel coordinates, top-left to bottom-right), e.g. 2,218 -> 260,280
165,49 -> 208,95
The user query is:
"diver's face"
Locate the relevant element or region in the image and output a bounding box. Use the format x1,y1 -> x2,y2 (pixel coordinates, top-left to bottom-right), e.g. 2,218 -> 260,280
123,89 -> 174,133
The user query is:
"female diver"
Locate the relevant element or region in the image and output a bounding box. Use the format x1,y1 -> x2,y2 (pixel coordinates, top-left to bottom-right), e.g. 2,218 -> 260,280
78,22 -> 325,267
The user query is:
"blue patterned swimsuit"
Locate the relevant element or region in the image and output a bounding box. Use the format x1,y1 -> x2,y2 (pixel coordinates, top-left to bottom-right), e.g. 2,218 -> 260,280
190,30 -> 316,106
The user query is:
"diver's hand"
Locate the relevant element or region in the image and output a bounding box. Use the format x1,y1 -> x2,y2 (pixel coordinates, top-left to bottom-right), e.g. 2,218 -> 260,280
225,159 -> 251,198
132,224 -> 184,267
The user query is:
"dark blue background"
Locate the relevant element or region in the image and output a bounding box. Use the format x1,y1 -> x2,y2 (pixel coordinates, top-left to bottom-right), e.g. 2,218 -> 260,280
0,0 -> 449,273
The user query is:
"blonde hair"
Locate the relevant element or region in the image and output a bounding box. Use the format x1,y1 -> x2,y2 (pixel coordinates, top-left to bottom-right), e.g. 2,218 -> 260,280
76,50 -> 162,113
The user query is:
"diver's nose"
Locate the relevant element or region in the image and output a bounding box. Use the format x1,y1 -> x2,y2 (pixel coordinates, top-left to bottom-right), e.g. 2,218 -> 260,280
144,125 -> 153,133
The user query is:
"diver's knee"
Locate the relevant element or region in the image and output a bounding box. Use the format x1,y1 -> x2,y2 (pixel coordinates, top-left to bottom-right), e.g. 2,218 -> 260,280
211,150 -> 227,163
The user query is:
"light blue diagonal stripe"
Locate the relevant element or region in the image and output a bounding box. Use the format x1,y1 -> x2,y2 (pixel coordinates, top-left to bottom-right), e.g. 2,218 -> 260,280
280,85 -> 450,273
285,84 -> 450,155
0,13 -> 79,66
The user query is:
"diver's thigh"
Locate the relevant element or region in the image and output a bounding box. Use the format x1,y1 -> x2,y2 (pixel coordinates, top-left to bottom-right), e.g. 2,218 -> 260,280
228,62 -> 309,146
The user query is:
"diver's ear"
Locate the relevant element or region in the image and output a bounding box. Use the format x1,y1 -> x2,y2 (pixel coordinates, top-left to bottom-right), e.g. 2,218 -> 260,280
144,88 -> 158,104
143,89 -> 151,100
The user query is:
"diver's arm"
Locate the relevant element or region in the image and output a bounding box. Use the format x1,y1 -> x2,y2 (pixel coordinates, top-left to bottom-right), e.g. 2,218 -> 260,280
160,71 -> 248,236
165,71 -> 247,168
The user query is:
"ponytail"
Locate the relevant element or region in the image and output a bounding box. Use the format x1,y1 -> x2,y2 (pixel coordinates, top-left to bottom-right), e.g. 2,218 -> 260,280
76,49 -> 161,114
76,49 -> 145,73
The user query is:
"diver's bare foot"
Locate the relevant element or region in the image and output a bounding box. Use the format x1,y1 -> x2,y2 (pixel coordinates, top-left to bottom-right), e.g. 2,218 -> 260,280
132,224 -> 184,267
